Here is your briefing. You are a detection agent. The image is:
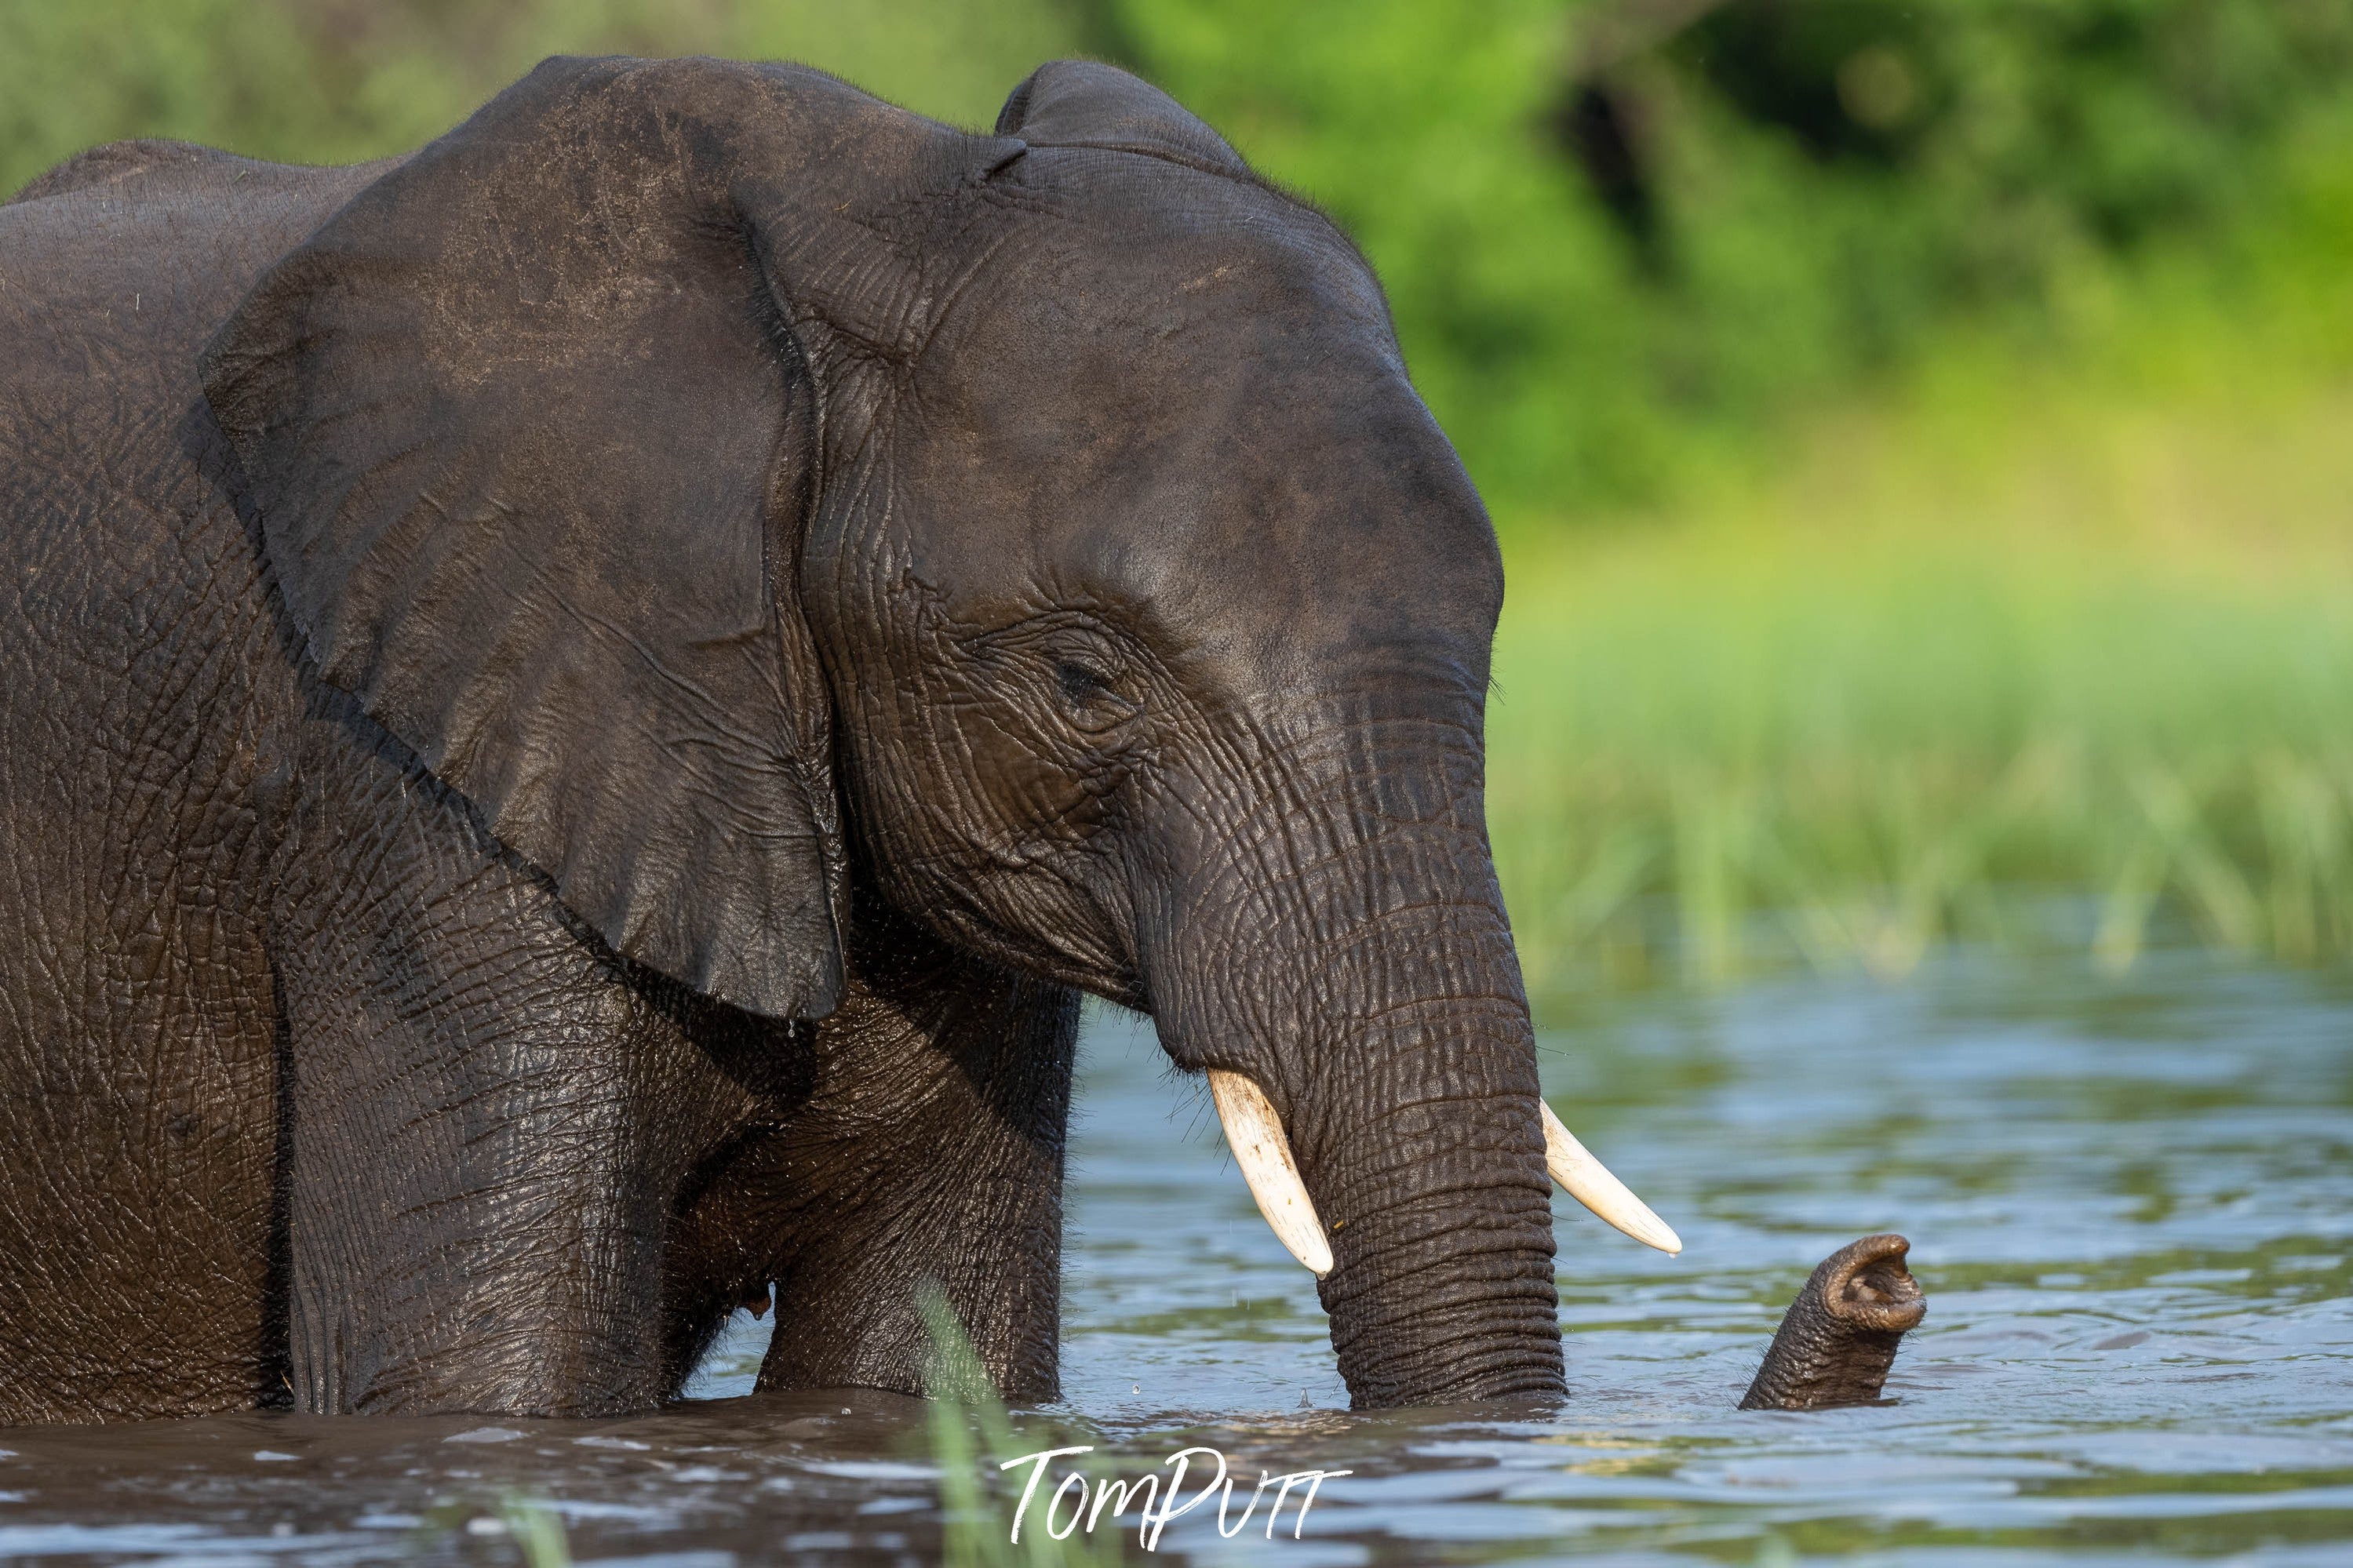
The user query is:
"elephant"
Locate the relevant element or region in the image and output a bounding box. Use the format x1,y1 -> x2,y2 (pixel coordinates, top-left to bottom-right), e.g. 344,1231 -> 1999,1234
0,53 -> 1921,1422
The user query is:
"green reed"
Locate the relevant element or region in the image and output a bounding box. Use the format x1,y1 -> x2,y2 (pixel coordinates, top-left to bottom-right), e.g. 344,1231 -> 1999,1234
1495,733 -> 2353,995
499,1495 -> 574,1568
920,1285 -> 1124,1568
1486,453 -> 2353,997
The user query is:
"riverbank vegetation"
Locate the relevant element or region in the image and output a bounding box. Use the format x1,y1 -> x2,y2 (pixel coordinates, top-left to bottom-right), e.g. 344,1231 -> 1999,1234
7,1 -> 2350,993
1489,147 -> 2353,994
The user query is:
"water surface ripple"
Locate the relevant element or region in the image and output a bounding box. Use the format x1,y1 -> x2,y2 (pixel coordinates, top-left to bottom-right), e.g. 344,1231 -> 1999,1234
0,952 -> 2344,1564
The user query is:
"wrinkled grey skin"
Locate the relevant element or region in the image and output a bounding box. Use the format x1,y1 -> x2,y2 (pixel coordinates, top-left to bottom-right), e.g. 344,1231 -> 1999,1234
1743,1235 -> 1927,1410
0,54 -> 1914,1424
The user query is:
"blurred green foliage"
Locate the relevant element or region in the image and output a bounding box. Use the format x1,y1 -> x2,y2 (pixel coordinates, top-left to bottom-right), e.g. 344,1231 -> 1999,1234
1485,191 -> 2353,994
7,2 -> 2352,985
7,1 -> 2350,526
1105,0 -> 2353,516
0,1 -> 1084,196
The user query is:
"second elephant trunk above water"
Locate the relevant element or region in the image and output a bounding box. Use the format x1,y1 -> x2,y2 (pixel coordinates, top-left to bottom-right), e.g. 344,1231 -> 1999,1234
1743,1234 -> 1928,1410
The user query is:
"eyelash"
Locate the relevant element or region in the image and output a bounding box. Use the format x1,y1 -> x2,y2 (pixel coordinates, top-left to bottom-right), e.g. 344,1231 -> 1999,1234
1056,660 -> 1112,705
1045,652 -> 1145,735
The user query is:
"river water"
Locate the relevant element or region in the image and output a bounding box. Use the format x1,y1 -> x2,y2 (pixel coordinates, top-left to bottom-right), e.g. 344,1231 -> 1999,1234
0,951 -> 2344,1564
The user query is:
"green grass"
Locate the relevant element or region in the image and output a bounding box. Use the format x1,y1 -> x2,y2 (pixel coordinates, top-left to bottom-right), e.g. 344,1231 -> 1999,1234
921,1286 -> 1124,1568
1490,548 -> 2353,994
501,1495 -> 574,1568
1485,212 -> 2353,996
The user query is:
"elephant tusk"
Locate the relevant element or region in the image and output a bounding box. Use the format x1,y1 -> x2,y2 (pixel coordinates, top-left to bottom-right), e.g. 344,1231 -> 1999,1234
1207,1069 -> 1333,1278
1541,1101 -> 1683,1255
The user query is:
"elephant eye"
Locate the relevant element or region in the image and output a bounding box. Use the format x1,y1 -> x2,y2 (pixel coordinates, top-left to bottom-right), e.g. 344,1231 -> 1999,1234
1050,656 -> 1139,732
1055,659 -> 1110,704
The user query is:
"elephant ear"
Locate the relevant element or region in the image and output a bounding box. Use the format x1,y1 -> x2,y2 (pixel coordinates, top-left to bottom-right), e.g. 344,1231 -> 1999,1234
202,57 -> 847,1020
994,60 -> 1252,179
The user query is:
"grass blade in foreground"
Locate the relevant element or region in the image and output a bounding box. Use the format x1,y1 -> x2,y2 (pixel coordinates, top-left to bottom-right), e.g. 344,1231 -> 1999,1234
920,1283 -> 1124,1567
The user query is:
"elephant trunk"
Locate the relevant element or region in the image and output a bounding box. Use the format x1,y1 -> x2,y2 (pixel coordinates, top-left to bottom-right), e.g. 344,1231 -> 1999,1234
1740,1234 -> 1927,1410
1303,1012 -> 1569,1406
1142,734 -> 1572,1406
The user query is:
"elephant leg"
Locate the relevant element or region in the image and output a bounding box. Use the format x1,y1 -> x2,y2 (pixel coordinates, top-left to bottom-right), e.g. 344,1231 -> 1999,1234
270,717 -> 730,1417
276,958 -> 676,1414
0,876 -> 279,1421
670,902 -> 1078,1402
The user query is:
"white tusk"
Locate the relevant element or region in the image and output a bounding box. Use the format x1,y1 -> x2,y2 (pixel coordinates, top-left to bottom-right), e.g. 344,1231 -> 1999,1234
1541,1101 -> 1682,1255
1207,1069 -> 1333,1277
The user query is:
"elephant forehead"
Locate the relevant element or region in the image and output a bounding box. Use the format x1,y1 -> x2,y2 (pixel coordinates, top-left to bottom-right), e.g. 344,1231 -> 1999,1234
978,144 -> 1376,293
893,359 -> 1502,697
880,154 -> 1502,688
927,155 -> 1388,381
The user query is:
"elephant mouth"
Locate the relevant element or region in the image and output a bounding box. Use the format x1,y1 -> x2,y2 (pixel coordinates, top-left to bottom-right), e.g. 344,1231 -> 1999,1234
1206,1068 -> 1681,1275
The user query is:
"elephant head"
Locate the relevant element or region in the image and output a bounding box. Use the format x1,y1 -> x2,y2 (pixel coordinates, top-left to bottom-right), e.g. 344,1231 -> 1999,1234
201,55 -> 1674,1408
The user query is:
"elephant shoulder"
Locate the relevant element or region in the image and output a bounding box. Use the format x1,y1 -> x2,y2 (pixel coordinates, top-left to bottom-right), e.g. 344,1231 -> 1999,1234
5,140 -> 239,206
3,142 -> 396,300
0,144 -> 394,391
8,140 -> 395,209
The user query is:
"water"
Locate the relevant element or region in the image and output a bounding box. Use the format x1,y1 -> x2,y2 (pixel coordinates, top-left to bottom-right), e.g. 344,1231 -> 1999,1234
0,951 -> 2346,1564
